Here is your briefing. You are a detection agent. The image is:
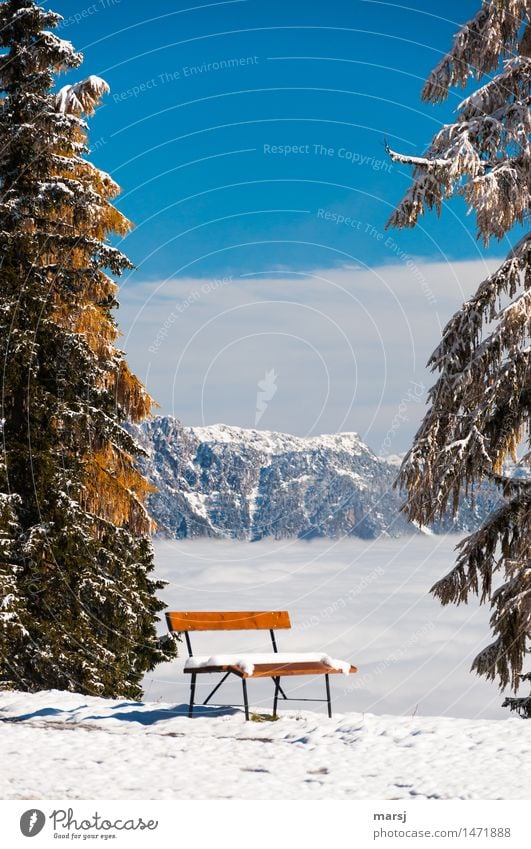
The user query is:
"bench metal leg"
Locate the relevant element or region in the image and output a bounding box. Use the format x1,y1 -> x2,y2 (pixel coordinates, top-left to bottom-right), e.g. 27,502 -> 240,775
325,673 -> 332,718
203,671 -> 231,705
273,677 -> 281,717
242,678 -> 250,721
188,673 -> 197,718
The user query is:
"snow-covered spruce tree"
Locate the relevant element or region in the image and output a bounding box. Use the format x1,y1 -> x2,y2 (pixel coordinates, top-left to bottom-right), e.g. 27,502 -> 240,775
0,0 -> 175,697
386,0 -> 530,699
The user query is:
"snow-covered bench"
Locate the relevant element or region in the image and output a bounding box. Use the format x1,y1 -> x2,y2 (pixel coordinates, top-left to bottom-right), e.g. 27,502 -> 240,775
165,610 -> 357,720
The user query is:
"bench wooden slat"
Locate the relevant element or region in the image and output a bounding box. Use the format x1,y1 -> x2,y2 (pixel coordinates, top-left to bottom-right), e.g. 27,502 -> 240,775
244,662 -> 358,679
184,662 -> 358,678
166,610 -> 291,632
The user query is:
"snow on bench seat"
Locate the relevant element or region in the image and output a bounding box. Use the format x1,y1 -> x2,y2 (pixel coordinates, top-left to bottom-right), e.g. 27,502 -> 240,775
184,652 -> 352,676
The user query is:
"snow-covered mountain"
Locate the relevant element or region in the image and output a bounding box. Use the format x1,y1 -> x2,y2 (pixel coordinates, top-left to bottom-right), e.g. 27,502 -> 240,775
131,417 -> 501,540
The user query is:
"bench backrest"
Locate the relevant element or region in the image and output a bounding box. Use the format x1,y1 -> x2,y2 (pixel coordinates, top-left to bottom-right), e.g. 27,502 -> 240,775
166,611 -> 291,632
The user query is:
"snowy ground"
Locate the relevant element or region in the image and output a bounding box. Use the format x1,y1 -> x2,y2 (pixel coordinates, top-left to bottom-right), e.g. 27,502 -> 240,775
146,535 -> 508,719
2,535 -> 527,801
1,689 -> 530,800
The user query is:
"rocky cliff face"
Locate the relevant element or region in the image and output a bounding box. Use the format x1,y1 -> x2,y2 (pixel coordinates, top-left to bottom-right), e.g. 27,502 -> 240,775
131,417 -> 501,540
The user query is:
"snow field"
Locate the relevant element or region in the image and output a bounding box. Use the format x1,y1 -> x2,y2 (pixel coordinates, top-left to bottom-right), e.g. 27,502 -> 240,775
2,535 -> 527,801
0,690 -> 529,800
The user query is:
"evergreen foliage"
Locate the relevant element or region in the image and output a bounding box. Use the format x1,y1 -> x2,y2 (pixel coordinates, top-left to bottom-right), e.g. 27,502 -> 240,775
387,0 -> 530,698
503,672 -> 531,716
0,0 -> 175,698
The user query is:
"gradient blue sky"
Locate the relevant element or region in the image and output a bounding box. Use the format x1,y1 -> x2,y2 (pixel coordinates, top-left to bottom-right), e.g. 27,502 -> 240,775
45,1 -> 514,448
55,0 -> 493,276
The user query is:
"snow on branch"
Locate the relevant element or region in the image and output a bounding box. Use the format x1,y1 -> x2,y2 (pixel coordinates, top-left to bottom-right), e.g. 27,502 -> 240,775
422,2 -> 528,103
39,30 -> 77,60
457,56 -> 531,118
55,76 -> 110,116
384,140 -> 451,170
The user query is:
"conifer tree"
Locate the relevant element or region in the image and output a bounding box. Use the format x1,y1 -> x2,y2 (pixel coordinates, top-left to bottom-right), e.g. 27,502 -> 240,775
0,0 -> 175,697
387,0 -> 530,700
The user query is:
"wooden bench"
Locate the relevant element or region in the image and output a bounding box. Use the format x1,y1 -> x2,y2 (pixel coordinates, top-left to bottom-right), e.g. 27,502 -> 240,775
166,610 -> 357,720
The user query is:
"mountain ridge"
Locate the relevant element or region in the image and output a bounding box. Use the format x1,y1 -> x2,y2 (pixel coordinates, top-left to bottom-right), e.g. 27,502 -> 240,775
130,416 -> 501,541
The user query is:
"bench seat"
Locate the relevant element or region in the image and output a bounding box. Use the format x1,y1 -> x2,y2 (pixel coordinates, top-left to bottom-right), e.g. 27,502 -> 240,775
184,652 -> 356,678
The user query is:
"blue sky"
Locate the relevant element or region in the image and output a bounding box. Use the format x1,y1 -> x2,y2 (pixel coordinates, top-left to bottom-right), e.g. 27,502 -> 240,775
56,0 -> 491,277
47,1 -> 512,448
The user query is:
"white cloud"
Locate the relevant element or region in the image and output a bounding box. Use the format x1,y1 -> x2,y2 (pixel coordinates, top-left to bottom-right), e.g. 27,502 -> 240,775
118,258 -> 501,452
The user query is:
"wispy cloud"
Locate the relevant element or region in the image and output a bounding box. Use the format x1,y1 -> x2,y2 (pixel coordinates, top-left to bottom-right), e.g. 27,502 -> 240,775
118,258 -> 501,452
